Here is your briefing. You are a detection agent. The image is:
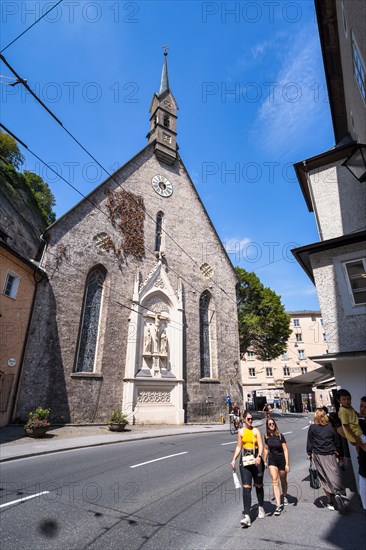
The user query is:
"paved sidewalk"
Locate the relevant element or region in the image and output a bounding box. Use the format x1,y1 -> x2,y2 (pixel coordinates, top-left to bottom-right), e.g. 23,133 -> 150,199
0,421 -> 245,462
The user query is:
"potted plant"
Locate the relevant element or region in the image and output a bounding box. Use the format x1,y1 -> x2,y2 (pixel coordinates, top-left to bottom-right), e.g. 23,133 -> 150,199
24,407 -> 51,438
107,409 -> 129,431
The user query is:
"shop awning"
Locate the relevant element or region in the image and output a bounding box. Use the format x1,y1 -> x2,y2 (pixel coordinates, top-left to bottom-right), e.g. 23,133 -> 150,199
284,364 -> 335,394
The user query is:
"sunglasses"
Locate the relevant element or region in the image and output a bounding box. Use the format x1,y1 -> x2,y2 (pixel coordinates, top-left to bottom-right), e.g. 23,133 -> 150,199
246,417 -> 253,421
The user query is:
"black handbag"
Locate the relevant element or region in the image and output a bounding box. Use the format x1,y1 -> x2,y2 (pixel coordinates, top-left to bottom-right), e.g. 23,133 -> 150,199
309,459 -> 321,489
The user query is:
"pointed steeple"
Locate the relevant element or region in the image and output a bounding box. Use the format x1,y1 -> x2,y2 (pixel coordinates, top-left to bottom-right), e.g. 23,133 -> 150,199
159,47 -> 170,95
148,48 -> 179,166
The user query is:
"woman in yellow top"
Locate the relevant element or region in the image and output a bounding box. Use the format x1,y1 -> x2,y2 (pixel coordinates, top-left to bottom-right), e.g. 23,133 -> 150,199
231,410 -> 265,527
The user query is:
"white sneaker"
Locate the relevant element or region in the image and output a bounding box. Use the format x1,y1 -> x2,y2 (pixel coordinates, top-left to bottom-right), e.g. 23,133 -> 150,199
283,496 -> 289,506
240,514 -> 251,527
258,506 -> 265,519
326,503 -> 335,511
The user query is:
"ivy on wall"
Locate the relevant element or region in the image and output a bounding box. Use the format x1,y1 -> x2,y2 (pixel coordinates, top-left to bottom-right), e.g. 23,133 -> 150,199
105,189 -> 145,260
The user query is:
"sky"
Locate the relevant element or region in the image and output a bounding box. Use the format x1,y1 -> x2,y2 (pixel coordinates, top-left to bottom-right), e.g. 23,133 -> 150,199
0,0 -> 335,311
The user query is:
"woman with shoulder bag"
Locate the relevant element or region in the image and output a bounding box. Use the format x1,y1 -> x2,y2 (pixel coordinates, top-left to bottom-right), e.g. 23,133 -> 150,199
306,408 -> 345,512
231,410 -> 265,527
263,417 -> 290,515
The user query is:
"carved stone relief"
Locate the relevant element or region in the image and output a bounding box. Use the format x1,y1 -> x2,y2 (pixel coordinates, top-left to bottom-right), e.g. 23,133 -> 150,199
137,390 -> 171,403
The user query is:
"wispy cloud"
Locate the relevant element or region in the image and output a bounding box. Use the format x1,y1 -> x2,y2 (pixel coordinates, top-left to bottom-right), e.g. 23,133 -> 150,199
252,25 -> 325,155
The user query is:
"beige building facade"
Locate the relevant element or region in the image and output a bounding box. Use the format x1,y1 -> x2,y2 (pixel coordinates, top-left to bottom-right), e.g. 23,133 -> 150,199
0,238 -> 44,426
241,311 -> 332,412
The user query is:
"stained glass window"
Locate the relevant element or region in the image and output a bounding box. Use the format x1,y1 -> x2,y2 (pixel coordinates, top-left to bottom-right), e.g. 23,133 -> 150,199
75,268 -> 105,372
200,291 -> 211,378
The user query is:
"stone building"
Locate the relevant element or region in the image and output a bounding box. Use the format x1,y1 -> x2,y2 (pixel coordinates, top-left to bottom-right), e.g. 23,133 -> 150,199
241,311 -> 333,413
15,53 -> 240,425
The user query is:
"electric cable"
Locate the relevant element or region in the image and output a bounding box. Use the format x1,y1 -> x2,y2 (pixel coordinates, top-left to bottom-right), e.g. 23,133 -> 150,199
0,0 -> 64,54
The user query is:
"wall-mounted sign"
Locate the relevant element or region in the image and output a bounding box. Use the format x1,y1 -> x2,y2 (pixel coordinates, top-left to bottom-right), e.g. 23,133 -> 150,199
8,358 -> 16,367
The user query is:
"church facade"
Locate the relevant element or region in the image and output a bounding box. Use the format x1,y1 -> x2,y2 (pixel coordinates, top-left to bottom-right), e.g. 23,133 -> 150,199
15,54 -> 240,425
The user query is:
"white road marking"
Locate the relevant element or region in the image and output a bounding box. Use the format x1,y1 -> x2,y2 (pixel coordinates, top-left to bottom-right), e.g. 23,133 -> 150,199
302,425 -> 310,430
130,451 -> 188,468
0,491 -> 50,509
221,441 -> 237,446
282,431 -> 293,435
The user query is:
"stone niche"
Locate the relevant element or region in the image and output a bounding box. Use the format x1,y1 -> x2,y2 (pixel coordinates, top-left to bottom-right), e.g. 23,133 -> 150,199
123,262 -> 184,425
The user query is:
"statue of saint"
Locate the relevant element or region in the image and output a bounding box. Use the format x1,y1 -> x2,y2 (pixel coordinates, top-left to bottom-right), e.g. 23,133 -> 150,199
144,327 -> 152,353
160,330 -> 168,354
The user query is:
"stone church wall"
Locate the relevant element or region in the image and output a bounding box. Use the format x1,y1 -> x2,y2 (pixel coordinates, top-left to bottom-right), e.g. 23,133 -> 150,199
16,146 -> 240,424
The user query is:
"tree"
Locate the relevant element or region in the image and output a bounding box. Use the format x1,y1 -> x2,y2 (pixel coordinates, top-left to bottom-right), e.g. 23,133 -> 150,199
23,171 -> 56,224
0,131 -> 24,169
0,131 -> 56,224
235,267 -> 291,361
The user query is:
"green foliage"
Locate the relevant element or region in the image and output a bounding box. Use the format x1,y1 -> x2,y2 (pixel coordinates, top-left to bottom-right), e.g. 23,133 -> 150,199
24,407 -> 51,430
235,267 -> 291,361
0,131 -> 24,169
23,171 -> 56,224
107,409 -> 129,425
0,131 -> 56,224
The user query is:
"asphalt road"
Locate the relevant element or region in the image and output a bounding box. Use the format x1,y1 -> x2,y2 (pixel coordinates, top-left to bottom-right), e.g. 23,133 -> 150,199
1,415 -> 364,549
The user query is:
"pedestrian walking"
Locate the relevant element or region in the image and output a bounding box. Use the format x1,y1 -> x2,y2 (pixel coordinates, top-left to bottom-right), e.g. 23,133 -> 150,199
357,396 -> 366,513
231,410 -> 265,527
263,417 -> 290,515
306,408 -> 345,512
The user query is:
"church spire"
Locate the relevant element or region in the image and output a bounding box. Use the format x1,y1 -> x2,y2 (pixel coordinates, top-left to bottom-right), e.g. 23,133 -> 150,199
148,48 -> 179,166
159,46 -> 170,95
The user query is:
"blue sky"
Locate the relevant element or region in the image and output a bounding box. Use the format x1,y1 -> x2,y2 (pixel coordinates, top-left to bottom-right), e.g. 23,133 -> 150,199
1,0 -> 335,311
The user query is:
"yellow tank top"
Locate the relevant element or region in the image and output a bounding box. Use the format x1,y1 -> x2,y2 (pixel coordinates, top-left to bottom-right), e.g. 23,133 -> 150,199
241,428 -> 258,450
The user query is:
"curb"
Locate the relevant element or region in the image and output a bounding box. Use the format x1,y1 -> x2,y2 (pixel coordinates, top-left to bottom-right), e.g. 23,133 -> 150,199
0,421 -> 263,463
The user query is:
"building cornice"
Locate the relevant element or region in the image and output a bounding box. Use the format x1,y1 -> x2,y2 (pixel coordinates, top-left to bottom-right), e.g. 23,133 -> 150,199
294,141 -> 356,212
292,230 -> 366,282
315,0 -> 349,143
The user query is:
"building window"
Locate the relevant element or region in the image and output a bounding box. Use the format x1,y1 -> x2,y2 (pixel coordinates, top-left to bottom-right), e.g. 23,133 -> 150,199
298,350 -> 305,360
249,368 -> 256,377
247,351 -> 255,360
266,367 -> 273,377
344,259 -> 366,305
75,267 -> 106,373
323,333 -> 327,342
301,367 -> 307,375
295,333 -> 302,342
281,352 -> 288,361
163,114 -> 170,128
320,318 -> 324,326
283,367 -> 290,377
2,272 -> 20,299
352,34 -> 366,101
155,211 -> 164,252
200,291 -> 212,378
293,319 -> 300,327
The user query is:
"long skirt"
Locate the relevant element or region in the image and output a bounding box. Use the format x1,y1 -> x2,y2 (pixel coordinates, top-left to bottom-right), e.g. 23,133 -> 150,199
313,453 -> 344,495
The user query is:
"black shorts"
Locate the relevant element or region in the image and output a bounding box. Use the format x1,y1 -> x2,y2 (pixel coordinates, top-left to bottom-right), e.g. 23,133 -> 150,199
268,453 -> 286,470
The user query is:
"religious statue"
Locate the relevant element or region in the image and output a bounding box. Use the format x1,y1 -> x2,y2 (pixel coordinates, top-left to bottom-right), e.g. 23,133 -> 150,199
160,330 -> 168,354
144,327 -> 152,353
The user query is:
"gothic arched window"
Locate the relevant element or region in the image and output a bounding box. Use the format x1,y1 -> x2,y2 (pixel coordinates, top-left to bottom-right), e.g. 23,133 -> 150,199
75,267 -> 106,372
155,211 -> 164,252
200,291 -> 212,378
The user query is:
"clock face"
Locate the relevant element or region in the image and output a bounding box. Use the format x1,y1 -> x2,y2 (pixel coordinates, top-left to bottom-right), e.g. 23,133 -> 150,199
151,175 -> 173,197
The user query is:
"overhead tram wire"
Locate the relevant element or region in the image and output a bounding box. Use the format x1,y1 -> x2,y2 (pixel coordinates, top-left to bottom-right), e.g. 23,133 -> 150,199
0,124 -> 237,327
0,0 -> 64,54
0,54 -> 236,307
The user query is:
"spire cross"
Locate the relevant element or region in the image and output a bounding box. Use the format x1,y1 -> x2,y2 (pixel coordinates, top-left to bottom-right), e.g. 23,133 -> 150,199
162,45 -> 169,56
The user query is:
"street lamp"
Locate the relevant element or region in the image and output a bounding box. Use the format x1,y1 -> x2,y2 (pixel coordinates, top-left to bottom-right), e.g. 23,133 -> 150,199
342,144 -> 366,183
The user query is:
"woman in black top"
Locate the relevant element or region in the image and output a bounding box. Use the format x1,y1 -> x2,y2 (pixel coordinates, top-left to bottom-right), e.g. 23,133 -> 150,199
307,408 -> 345,512
263,418 -> 290,516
